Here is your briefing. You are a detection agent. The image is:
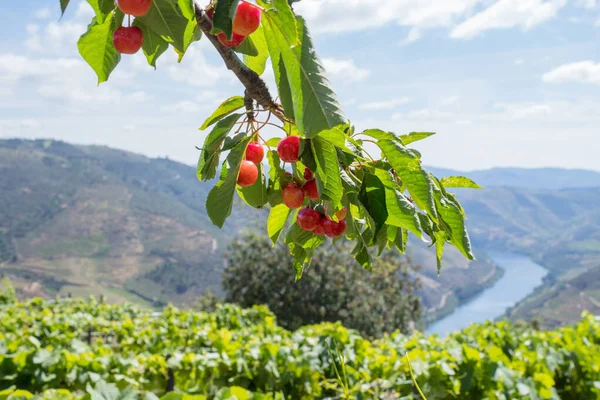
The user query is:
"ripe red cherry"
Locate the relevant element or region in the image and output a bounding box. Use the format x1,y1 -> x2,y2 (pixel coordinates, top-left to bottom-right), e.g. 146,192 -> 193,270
277,136 -> 300,163
233,1 -> 262,36
304,168 -> 313,181
217,32 -> 246,48
205,7 -> 214,20
113,27 -> 144,54
237,160 -> 258,187
245,142 -> 264,165
297,208 -> 321,231
313,221 -> 325,236
282,184 -> 304,209
303,179 -> 319,200
323,219 -> 347,238
117,0 -> 152,16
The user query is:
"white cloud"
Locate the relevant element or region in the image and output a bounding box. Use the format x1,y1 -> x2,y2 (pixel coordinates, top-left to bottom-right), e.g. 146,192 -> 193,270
165,44 -> 230,86
25,21 -> 87,54
34,7 -> 52,20
359,97 -> 411,110
440,96 -> 460,106
492,102 -> 552,120
0,119 -> 42,137
162,101 -> 203,113
576,0 -> 598,8
542,61 -> 600,85
451,0 -> 567,39
514,59 -> 525,65
322,58 -> 370,83
295,0 -> 482,34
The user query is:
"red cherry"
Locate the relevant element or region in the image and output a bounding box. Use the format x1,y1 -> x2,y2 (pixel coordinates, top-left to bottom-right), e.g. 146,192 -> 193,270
277,136 -> 300,163
282,184 -> 304,209
217,32 -> 246,48
205,7 -> 214,20
304,168 -> 313,181
313,222 -> 325,236
113,27 -> 144,55
323,219 -> 347,238
237,160 -> 258,187
117,0 -> 152,16
302,179 -> 319,200
297,208 -> 321,231
245,142 -> 264,165
233,1 -> 262,36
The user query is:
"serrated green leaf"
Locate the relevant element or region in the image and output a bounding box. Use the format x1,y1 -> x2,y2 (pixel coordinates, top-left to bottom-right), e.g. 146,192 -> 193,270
440,176 -> 483,189
312,136 -> 342,207
77,11 -> 121,84
86,0 -> 115,22
383,186 -> 422,238
211,0 -> 240,39
206,137 -> 252,228
360,129 -> 401,142
434,231 -> 446,275
434,187 -> 475,261
377,140 -> 438,222
243,25 -> 268,75
265,137 -> 281,147
200,96 -> 245,131
237,163 -> 268,208
179,19 -> 202,62
318,125 -> 353,153
268,204 -> 291,245
258,0 -> 298,45
359,173 -> 388,238
234,35 -> 258,57
133,19 -> 169,68
399,132 -> 435,145
60,0 -> 71,17
136,0 -> 196,53
197,113 -> 243,181
267,150 -> 286,206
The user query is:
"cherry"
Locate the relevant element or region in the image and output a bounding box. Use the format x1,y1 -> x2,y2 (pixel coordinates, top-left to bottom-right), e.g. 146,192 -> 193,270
245,142 -> 264,165
113,27 -> 144,55
237,160 -> 258,187
117,0 -> 152,16
297,208 -> 321,231
304,168 -> 313,181
303,179 -> 319,200
282,184 -> 304,209
217,32 -> 246,48
323,218 -> 347,238
277,136 -> 300,163
313,222 -> 325,236
205,7 -> 214,20
233,1 -> 262,36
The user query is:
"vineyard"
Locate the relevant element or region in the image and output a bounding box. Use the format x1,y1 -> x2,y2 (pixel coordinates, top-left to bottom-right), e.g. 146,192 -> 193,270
0,298 -> 598,399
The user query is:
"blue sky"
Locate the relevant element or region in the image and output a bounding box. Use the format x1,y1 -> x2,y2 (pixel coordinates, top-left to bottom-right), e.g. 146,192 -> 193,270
0,0 -> 599,171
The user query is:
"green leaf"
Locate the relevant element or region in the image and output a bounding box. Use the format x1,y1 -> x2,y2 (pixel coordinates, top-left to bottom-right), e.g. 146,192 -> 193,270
265,137 -> 281,147
200,96 -> 245,131
311,136 -> 342,207
77,11 -> 122,84
434,231 -> 446,275
237,163 -> 268,208
268,204 -> 291,245
206,137 -> 252,228
243,25 -> 269,75
197,113 -> 243,181
133,19 -> 170,68
380,184 -> 422,238
377,140 -> 438,222
360,129 -> 401,142
440,176 -> 483,189
318,125 -> 353,153
86,0 -> 115,22
211,0 -> 240,39
258,0 -> 298,45
399,132 -> 435,145
234,35 -> 258,57
136,0 -> 196,53
434,186 -> 475,261
178,18 -> 202,62
359,174 -> 388,238
60,0 -> 71,17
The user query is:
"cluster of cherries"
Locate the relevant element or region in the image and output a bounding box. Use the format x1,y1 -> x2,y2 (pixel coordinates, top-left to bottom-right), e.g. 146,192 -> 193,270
237,136 -> 347,238
112,0 -> 151,55
206,2 -> 262,48
111,0 -> 262,55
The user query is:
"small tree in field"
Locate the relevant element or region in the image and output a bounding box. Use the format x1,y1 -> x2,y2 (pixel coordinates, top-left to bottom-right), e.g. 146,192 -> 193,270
58,0 -> 481,276
217,232 -> 422,337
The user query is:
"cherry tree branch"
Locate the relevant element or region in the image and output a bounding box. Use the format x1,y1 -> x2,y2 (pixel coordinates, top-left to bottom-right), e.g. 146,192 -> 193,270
193,5 -> 285,120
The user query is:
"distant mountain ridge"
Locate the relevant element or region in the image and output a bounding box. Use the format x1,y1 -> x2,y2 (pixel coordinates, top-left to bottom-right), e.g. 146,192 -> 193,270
426,166 -> 600,190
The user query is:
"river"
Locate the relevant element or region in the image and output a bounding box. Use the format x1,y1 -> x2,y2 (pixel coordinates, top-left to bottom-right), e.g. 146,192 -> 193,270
426,252 -> 548,336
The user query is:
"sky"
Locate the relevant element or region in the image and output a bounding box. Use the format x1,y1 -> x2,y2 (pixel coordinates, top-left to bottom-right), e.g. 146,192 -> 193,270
0,0 -> 599,171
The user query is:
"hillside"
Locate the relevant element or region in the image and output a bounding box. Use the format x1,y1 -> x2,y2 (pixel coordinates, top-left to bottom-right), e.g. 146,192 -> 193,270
0,139 -> 494,313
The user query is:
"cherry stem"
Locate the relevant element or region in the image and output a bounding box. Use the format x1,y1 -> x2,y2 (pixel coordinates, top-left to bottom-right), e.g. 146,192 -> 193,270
128,14 -> 131,27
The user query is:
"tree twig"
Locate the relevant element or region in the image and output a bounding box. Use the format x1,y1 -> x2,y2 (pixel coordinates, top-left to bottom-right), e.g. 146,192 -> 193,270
193,5 -> 285,121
